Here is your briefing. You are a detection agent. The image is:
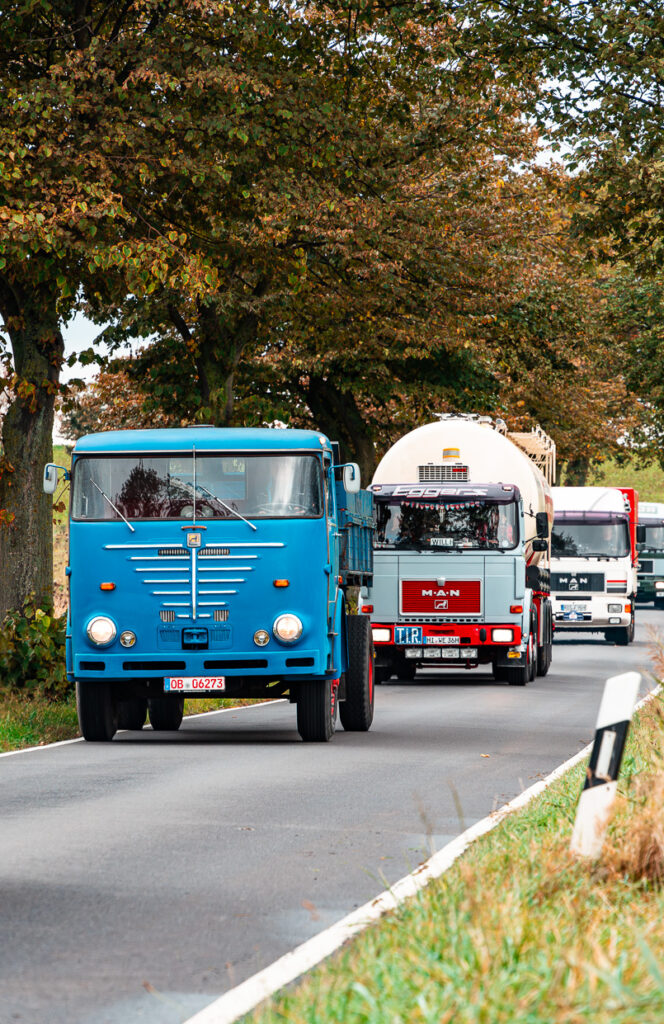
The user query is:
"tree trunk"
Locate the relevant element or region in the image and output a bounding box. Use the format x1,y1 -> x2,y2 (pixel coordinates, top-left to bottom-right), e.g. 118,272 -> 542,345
304,377 -> 377,485
563,457 -> 590,486
0,283 -> 63,618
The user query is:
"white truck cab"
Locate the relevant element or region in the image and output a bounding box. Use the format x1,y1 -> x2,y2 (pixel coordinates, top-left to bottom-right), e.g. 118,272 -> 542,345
551,486 -> 638,644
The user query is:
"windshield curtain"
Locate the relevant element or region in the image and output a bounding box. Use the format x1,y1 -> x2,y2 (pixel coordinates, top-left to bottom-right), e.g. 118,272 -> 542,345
71,454 -> 324,521
643,524 -> 664,554
375,498 -> 519,551
552,518 -> 630,558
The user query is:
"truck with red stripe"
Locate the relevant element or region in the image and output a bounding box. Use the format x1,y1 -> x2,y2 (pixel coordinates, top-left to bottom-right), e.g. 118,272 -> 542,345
361,416 -> 556,686
551,486 -> 638,644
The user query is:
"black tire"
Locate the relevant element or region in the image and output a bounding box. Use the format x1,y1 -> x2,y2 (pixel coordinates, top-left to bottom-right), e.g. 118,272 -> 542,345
655,597 -> 664,610
76,680 -> 118,741
537,643 -> 552,677
375,665 -> 390,685
148,696 -> 184,731
506,632 -> 534,686
296,677 -> 337,742
117,697 -> 147,731
399,661 -> 417,682
340,615 -> 375,732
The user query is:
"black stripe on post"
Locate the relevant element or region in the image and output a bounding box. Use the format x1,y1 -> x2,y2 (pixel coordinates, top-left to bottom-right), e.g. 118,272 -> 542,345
584,720 -> 631,790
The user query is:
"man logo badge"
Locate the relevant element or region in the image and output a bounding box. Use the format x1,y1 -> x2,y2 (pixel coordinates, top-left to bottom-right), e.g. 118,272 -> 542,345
434,600 -> 449,610
187,533 -> 202,548
569,579 -> 579,591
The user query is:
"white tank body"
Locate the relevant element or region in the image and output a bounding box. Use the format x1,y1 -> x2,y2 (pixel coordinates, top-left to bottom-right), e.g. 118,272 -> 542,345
373,419 -> 553,563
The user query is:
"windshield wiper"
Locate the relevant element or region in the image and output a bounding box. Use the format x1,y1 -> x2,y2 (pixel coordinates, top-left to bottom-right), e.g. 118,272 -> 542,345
169,476 -> 257,532
91,480 -> 135,533
195,481 -> 257,532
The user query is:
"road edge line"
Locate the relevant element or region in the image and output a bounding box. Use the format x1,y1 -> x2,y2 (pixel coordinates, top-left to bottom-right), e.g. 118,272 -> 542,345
184,683 -> 662,1024
0,699 -> 284,759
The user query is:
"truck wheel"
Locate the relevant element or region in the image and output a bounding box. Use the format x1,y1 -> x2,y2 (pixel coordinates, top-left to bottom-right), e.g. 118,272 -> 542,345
148,696 -> 184,731
399,661 -> 417,682
340,615 -> 374,732
493,662 -> 508,682
297,678 -> 337,742
117,697 -> 147,731
76,680 -> 118,741
506,633 -> 534,686
536,642 -> 552,677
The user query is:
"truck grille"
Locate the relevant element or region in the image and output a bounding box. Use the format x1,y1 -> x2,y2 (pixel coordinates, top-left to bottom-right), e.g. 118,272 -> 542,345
105,540 -> 285,621
551,572 -> 604,593
639,560 -> 654,574
401,579 -> 481,615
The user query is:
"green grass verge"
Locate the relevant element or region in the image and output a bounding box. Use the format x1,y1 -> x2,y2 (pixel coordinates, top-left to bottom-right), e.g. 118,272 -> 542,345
587,457 -> 664,502
0,695 -> 261,752
248,694 -> 664,1024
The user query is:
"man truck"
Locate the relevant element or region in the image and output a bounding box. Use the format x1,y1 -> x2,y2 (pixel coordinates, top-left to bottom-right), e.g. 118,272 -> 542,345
551,486 -> 638,643
636,501 -> 664,608
360,415 -> 556,686
44,427 -> 375,742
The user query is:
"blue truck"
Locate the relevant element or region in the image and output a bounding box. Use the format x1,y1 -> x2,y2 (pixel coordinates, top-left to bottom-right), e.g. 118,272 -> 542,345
44,427 -> 375,742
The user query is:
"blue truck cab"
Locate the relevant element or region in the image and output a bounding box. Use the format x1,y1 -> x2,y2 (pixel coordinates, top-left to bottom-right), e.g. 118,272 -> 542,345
44,427 -> 375,742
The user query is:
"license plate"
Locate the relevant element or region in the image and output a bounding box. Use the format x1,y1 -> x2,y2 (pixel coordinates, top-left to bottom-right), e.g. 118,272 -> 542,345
164,676 -> 226,692
425,636 -> 458,645
395,626 -> 423,644
561,603 -> 585,612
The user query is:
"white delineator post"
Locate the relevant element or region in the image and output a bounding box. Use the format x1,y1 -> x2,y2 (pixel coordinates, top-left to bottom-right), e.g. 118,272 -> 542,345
571,671 -> 641,858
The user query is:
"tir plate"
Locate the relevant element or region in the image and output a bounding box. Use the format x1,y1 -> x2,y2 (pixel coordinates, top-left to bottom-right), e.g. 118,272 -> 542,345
164,676 -> 226,692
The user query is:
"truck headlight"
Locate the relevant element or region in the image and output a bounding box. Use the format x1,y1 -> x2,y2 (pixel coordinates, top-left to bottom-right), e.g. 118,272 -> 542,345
492,628 -> 514,643
372,627 -> 391,643
656,581 -> 664,591
608,604 -> 622,613
273,614 -> 303,643
87,616 -> 117,646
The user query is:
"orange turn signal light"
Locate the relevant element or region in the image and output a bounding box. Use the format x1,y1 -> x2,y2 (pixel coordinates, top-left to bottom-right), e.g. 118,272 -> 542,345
100,582 -> 116,591
510,604 -> 523,613
273,579 -> 290,588
625,603 -> 632,613
361,605 -> 374,613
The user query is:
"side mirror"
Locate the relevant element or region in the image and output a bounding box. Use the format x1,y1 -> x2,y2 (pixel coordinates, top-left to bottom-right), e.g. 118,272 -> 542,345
535,512 -> 549,539
43,464 -> 58,495
343,463 -> 361,494
532,538 -> 548,552
636,525 -> 646,544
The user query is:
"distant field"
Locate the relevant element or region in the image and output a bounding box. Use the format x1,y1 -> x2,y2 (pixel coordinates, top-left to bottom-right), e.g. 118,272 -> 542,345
585,457 -> 664,502
52,444 -> 72,617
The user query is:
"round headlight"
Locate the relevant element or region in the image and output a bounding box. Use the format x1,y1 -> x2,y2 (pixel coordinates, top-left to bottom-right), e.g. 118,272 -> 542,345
87,616 -> 117,646
273,613 -> 303,643
254,629 -> 270,647
119,630 -> 136,648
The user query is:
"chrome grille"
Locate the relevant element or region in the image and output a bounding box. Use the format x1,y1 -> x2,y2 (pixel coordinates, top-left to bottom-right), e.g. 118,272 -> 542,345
214,609 -> 229,622
160,610 -> 176,623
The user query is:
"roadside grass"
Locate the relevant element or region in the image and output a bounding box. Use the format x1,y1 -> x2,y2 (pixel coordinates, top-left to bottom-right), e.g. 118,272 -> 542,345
0,695 -> 261,753
587,457 -> 664,502
248,690 -> 664,1024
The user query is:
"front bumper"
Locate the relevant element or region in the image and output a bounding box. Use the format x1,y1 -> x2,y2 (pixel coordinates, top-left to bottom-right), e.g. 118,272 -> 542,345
71,647 -> 328,682
552,594 -> 631,630
371,621 -> 524,667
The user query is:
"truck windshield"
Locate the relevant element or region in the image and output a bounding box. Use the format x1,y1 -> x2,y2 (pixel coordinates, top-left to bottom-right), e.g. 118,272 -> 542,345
71,454 -> 323,521
552,515 -> 630,558
375,498 -> 519,550
642,523 -> 664,553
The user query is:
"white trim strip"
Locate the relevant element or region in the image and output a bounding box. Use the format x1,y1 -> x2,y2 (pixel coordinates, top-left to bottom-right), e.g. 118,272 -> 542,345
184,684 -> 661,1024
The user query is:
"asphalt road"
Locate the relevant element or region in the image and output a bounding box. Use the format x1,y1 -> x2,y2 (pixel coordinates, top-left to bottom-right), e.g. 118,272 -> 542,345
1,608 -> 660,1024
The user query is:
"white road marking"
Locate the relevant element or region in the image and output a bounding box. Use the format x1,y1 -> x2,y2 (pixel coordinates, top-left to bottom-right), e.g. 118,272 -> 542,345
184,684 -> 661,1024
0,700 -> 284,759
